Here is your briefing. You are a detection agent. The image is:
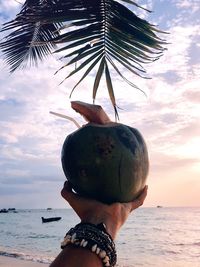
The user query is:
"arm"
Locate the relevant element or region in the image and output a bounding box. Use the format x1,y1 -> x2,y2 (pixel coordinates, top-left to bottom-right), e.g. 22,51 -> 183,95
50,245 -> 103,267
50,182 -> 148,267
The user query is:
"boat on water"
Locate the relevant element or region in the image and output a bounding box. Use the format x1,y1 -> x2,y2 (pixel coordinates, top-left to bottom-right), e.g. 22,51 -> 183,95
0,208 -> 18,213
0,209 -> 8,213
41,216 -> 61,223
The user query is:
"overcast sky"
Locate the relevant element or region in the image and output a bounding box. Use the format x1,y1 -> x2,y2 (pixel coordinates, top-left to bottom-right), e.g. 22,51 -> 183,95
0,0 -> 200,208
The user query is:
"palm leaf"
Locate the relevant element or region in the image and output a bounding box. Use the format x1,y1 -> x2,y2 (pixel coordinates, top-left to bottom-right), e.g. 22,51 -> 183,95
0,0 -> 61,72
0,0 -> 167,115
105,61 -> 119,120
93,57 -> 106,101
58,49 -> 104,82
106,54 -> 146,95
70,52 -> 104,97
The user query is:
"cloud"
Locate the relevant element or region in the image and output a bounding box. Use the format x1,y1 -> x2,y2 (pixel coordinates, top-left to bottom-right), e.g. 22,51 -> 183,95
183,90 -> 200,103
173,0 -> 200,13
150,153 -> 199,174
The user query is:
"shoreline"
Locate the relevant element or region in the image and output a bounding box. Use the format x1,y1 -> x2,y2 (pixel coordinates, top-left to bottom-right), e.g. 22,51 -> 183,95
0,255 -> 48,267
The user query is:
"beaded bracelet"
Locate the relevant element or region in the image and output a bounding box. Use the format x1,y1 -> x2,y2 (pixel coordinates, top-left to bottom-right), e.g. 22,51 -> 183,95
61,222 -> 117,267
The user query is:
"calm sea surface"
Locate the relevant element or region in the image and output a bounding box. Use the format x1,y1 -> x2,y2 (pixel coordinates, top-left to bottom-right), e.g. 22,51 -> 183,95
0,207 -> 200,266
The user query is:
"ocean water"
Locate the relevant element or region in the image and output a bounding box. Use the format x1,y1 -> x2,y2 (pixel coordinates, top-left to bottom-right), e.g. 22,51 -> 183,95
0,207 -> 200,266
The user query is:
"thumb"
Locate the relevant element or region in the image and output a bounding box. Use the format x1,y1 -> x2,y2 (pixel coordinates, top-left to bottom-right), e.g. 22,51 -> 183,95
130,185 -> 148,211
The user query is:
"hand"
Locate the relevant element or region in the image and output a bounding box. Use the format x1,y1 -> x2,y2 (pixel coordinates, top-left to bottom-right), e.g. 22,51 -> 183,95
61,182 -> 148,239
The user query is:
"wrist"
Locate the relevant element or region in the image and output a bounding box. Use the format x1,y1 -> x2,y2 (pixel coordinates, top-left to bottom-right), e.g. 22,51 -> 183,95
103,222 -> 118,240
81,213 -> 119,240
81,222 -> 117,240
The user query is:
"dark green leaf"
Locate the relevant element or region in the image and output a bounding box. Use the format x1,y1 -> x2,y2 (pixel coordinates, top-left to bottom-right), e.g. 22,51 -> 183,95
63,43 -> 103,63
70,53 -> 104,97
119,0 -> 151,12
105,61 -> 116,110
93,57 -> 105,101
58,49 -> 104,81
53,35 -> 102,54
106,55 -> 146,95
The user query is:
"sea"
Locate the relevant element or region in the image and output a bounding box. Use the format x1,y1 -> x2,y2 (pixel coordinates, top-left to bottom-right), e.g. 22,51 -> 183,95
0,207 -> 200,267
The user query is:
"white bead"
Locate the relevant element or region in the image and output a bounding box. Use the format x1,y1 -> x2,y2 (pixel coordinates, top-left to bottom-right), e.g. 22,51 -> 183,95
99,250 -> 106,258
61,239 -> 70,246
92,244 -> 97,252
64,236 -> 69,241
71,233 -> 76,242
83,241 -> 88,247
103,256 -> 109,263
80,239 -> 85,246
96,247 -> 100,254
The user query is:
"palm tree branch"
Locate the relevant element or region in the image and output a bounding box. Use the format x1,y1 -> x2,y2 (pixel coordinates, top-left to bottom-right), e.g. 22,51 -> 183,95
106,38 -> 150,70
93,57 -> 106,101
61,42 -> 103,61
58,49 -> 104,82
105,60 -> 119,120
69,53 -> 105,97
119,0 -> 151,12
106,55 -> 146,95
107,35 -> 162,61
0,0 -> 61,71
0,0 -> 168,116
63,44 -> 104,66
107,49 -> 149,79
53,35 -> 102,54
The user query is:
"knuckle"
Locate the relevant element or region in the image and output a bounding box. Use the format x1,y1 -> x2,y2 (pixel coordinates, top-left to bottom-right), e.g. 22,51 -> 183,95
139,199 -> 144,206
60,188 -> 65,197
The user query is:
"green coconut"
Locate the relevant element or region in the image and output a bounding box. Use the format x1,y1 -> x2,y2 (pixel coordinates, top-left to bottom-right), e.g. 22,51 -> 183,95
61,101 -> 149,204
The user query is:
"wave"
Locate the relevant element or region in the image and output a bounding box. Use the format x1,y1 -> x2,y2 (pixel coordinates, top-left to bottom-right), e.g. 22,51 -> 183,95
175,241 -> 200,247
0,249 -> 53,264
193,242 -> 200,246
27,234 -> 57,239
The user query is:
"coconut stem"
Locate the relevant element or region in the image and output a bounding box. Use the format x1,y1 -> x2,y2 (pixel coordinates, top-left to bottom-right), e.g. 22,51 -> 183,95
50,111 -> 81,128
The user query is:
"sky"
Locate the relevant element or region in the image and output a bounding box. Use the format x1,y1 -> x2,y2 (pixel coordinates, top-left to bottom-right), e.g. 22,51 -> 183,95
0,0 -> 200,208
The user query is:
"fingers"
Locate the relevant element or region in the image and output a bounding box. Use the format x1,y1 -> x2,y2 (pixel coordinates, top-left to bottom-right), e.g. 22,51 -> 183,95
61,181 -> 101,220
61,181 -> 85,213
130,185 -> 148,211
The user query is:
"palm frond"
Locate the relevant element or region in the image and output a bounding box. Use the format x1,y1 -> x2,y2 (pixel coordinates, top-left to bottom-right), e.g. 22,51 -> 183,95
0,0 -> 167,115
0,0 -> 61,72
93,57 -> 105,101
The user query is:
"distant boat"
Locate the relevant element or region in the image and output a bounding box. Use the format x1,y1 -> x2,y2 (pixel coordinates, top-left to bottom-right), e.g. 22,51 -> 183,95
41,216 -> 61,223
0,208 -> 18,213
47,208 -> 52,210
157,205 -> 163,208
0,209 -> 8,213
